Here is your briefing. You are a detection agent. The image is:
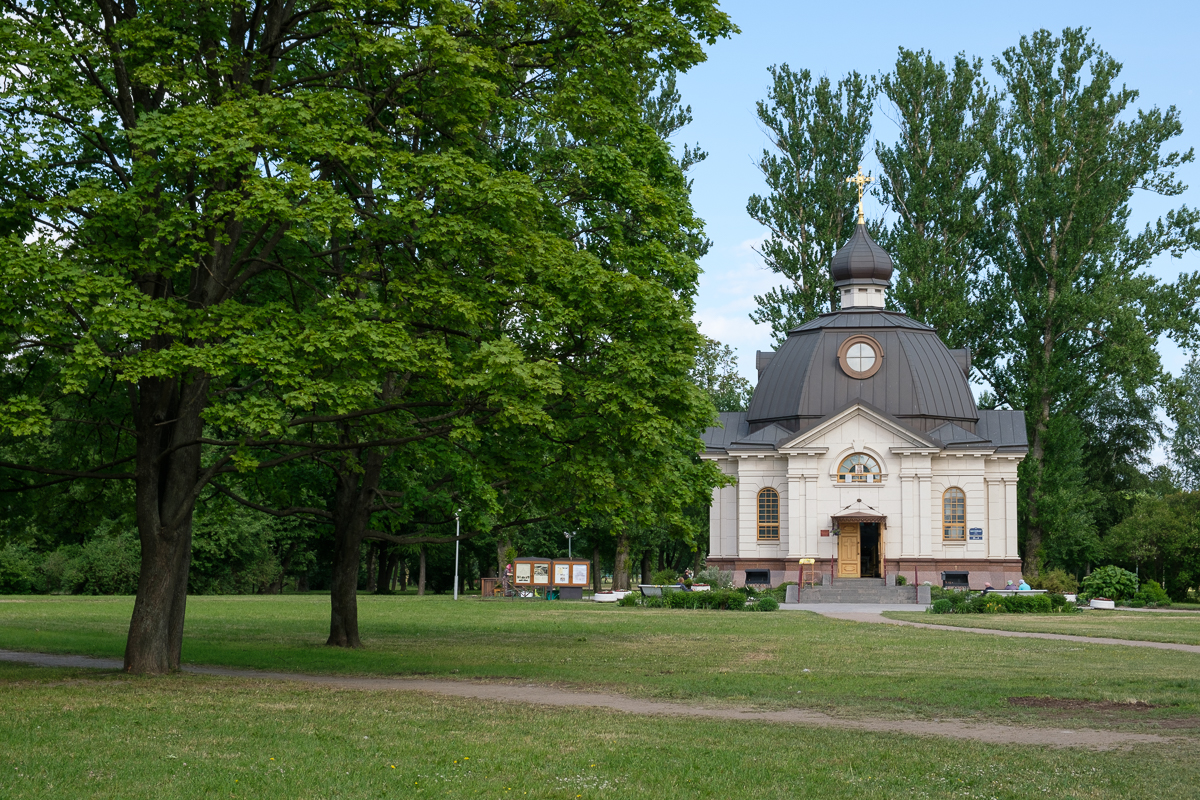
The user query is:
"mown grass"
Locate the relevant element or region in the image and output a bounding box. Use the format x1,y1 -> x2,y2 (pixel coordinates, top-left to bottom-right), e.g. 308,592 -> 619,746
2,595 -> 1200,728
885,609 -> 1200,645
3,661 -> 1200,800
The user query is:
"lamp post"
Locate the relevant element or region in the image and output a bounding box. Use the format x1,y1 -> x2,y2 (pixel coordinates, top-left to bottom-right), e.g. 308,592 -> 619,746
453,509 -> 460,601
564,531 -> 576,559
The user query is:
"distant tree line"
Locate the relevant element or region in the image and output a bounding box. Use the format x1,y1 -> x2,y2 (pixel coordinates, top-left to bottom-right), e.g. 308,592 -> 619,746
749,27 -> 1200,595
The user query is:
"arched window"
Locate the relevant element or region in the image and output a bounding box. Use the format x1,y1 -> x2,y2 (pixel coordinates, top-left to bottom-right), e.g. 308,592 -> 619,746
837,453 -> 881,483
943,488 -> 966,541
757,488 -> 780,541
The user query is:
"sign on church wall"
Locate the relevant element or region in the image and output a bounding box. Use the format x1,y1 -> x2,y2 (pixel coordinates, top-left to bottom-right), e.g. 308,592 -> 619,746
968,527 -> 983,541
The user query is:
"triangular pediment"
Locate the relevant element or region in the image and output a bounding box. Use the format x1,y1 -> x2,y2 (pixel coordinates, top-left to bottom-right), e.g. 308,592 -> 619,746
776,401 -> 937,452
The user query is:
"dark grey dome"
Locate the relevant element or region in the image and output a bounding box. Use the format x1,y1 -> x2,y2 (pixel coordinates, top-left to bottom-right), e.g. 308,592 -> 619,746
745,309 -> 977,434
830,223 -> 893,285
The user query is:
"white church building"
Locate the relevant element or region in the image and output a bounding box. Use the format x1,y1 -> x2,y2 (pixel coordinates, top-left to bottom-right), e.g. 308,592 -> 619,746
702,217 -> 1027,591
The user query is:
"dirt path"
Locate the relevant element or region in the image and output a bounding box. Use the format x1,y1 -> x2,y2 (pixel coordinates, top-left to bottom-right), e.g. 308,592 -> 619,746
824,613 -> 1200,653
0,648 -> 1170,751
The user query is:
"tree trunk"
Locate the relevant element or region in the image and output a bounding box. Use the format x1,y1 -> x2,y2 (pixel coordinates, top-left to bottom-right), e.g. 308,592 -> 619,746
641,549 -> 652,584
418,544 -> 427,596
592,542 -> 602,593
399,558 -> 407,591
124,374 -> 209,675
390,555 -> 399,591
497,538 -> 512,593
612,533 -> 631,591
366,542 -> 378,593
658,548 -> 665,572
327,443 -> 386,648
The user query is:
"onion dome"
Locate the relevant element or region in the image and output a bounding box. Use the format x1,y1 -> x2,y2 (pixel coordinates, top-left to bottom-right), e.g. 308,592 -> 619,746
830,223 -> 894,286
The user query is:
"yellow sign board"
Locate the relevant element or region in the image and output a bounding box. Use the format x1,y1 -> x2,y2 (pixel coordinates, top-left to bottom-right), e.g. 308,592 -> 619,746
798,558 -> 815,565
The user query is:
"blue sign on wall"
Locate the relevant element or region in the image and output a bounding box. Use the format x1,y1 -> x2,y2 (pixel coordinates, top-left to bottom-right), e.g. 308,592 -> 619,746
968,527 -> 983,541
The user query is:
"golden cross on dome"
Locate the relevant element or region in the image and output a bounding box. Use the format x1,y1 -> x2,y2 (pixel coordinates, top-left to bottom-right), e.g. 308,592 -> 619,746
845,166 -> 873,224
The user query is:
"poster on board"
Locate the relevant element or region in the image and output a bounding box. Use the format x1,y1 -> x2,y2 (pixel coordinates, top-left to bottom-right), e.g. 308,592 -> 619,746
554,564 -> 570,585
533,563 -> 549,584
515,562 -> 531,584
572,564 -> 588,585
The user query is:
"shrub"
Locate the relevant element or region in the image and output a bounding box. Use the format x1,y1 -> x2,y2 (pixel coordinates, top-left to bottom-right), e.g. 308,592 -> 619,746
0,543 -> 37,594
895,574 -> 907,586
641,595 -> 666,608
70,534 -> 141,595
1028,568 -> 1079,594
931,598 -> 953,614
1081,565 -> 1139,601
1136,580 -> 1171,606
617,593 -> 638,607
696,566 -> 734,590
754,596 -> 779,612
650,569 -> 677,586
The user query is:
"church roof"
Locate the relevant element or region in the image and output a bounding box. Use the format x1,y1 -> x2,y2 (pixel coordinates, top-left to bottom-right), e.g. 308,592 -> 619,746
746,313 -> 978,428
703,222 -> 1028,458
830,222 -> 894,286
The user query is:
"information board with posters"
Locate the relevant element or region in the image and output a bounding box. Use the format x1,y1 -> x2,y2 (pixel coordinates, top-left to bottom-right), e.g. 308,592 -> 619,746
513,558 -> 551,586
552,560 -> 590,586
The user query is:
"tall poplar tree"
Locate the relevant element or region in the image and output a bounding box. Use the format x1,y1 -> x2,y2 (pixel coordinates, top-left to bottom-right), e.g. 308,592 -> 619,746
748,67 -> 875,341
874,49 -> 998,349
976,28 -> 1200,572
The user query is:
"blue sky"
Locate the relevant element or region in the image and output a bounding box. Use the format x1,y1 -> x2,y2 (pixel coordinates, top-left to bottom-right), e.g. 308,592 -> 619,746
677,0 -> 1200,395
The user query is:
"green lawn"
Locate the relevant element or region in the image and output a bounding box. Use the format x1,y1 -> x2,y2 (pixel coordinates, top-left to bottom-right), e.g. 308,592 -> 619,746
3,661 -> 1200,800
2,594 -> 1200,729
885,608 -> 1200,645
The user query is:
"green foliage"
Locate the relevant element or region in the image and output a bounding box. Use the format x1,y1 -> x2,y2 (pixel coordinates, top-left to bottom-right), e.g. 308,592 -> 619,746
0,543 -> 36,593
1169,355 -> 1200,491
895,574 -> 907,586
747,66 -> 876,339
930,588 -> 1071,614
1081,566 -> 1140,601
692,332 -> 753,413
875,48 -> 998,348
650,587 -> 748,611
976,28 -> 1200,571
1028,569 -> 1079,594
1105,492 -> 1200,600
617,593 -> 639,607
695,566 -> 734,589
1136,580 -> 1171,605
651,569 -> 679,586
1019,414 -> 1102,574
753,596 -> 779,612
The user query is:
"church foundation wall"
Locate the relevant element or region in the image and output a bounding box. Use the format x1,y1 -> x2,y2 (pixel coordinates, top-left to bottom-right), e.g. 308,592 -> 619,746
706,557 -> 1023,591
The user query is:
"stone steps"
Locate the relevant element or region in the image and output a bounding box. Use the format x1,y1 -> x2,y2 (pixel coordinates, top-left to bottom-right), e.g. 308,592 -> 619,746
786,580 -> 922,604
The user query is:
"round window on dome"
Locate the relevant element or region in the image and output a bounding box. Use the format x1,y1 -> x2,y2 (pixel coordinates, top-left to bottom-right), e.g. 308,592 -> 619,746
837,334 -> 883,379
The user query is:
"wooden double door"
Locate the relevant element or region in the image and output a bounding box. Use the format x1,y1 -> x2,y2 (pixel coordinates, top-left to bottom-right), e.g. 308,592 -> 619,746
837,521 -> 883,578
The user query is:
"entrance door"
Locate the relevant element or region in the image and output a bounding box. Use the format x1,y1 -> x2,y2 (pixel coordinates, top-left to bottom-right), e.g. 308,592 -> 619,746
838,522 -> 860,578
859,522 -> 881,578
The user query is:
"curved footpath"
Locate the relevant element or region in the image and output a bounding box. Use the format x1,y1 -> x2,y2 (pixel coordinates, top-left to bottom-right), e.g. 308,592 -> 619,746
781,603 -> 1200,654
0,648 -> 1173,751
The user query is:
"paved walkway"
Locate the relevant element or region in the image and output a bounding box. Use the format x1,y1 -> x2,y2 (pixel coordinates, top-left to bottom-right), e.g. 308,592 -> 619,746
781,604 -> 1200,654
0,648 -> 1170,750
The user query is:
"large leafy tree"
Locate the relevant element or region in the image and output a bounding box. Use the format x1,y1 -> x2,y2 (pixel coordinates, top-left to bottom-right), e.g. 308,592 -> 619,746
747,67 -> 875,341
0,1 -> 733,670
975,27 -> 1200,572
1169,354 -> 1200,491
691,331 -> 753,412
874,48 -> 998,348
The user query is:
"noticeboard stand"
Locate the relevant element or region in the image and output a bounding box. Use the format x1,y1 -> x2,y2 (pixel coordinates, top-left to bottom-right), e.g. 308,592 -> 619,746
798,558 -> 818,588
